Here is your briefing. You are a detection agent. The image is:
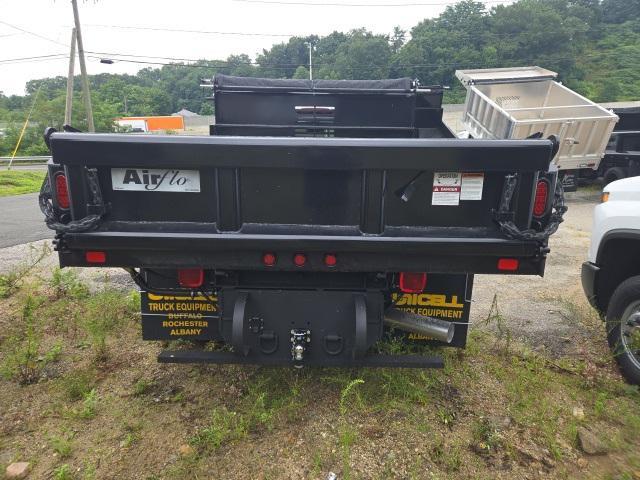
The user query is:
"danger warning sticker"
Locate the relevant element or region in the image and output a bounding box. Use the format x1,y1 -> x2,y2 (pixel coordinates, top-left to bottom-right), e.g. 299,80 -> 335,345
460,173 -> 484,201
432,172 -> 461,206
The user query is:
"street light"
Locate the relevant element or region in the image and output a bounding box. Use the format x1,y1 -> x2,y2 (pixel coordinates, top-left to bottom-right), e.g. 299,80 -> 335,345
304,42 -> 313,81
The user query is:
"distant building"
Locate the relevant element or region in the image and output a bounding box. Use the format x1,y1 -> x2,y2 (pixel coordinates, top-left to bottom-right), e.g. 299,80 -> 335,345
172,108 -> 198,118
115,116 -> 185,132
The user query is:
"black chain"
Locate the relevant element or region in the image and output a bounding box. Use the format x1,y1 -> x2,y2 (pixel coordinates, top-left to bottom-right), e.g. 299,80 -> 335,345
496,175 -> 568,243
39,169 -> 104,233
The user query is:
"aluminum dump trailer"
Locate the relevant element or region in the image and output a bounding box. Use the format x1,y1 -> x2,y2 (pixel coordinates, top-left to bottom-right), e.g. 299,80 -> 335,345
456,67 -> 618,172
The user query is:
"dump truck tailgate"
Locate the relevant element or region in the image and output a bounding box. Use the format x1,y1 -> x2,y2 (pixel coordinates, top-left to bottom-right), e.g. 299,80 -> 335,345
49,133 -> 554,275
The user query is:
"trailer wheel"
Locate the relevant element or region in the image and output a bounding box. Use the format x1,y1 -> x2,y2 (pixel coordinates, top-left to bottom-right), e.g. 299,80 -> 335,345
606,275 -> 640,385
603,167 -> 626,186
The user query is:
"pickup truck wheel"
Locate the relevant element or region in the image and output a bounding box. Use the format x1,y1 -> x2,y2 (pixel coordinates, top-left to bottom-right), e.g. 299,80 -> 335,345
603,167 -> 626,186
606,275 -> 640,385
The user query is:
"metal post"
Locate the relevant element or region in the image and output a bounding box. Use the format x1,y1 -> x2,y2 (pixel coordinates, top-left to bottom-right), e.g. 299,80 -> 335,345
71,0 -> 95,132
308,43 -> 313,81
64,28 -> 77,126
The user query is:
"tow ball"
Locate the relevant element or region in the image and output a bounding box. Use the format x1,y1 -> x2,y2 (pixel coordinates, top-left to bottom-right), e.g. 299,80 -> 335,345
290,329 -> 311,365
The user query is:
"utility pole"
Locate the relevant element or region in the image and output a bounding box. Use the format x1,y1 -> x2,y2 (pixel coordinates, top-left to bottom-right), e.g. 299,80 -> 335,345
305,42 -> 313,81
64,27 -> 76,125
71,0 -> 95,132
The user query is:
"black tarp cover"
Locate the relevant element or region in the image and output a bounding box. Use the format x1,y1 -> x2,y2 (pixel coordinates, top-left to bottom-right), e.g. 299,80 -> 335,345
214,74 -> 414,91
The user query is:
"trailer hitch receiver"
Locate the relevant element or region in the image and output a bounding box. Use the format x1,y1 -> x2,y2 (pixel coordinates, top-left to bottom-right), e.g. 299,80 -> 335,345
291,329 -> 311,364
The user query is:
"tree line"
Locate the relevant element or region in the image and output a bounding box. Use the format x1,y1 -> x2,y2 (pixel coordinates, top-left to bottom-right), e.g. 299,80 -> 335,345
1,0 -> 639,155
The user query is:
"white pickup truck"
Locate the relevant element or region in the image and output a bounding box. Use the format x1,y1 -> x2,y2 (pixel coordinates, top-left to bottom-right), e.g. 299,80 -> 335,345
582,176 -> 640,384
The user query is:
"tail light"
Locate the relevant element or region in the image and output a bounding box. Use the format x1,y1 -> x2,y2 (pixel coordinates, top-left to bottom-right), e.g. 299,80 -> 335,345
55,173 -> 70,209
178,268 -> 204,288
399,272 -> 427,293
497,258 -> 519,271
293,253 -> 307,267
324,253 -> 337,267
533,179 -> 549,217
262,252 -> 277,267
85,251 -> 106,264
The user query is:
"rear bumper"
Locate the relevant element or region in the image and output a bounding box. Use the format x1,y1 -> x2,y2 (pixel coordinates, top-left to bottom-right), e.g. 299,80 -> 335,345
58,231 -> 546,275
581,261 -> 600,309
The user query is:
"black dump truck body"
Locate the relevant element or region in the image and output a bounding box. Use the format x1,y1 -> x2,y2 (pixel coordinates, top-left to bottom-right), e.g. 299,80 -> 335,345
41,75 -> 565,368
597,107 -> 640,184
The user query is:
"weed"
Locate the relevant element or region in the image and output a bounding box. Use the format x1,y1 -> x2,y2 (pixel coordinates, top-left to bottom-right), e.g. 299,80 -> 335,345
45,341 -> 63,362
122,432 -> 137,448
594,391 -> 608,417
481,294 -> 512,353
74,388 -> 98,419
310,452 -> 324,478
339,378 -> 364,416
53,464 -> 74,480
445,444 -> 463,472
50,268 -> 89,299
0,243 -> 49,298
472,418 -> 503,453
1,296 -> 44,384
336,378 -> 364,480
133,378 -> 154,396
436,406 -> 456,427
59,369 -> 97,402
245,392 -> 275,431
81,290 -> 135,361
339,424 -> 357,480
50,433 -> 73,458
82,463 -> 96,480
190,407 -> 244,451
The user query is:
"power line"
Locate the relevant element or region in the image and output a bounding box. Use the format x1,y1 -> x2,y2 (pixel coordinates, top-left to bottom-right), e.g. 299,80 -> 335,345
0,54 -> 68,64
83,23 -> 294,38
85,52 -> 599,72
231,0 -> 511,6
0,20 -> 67,48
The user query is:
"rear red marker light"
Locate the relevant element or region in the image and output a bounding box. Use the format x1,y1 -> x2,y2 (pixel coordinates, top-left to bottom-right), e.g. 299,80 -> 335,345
178,268 -> 204,288
324,253 -> 337,267
533,180 -> 549,217
55,173 -> 70,209
262,252 -> 277,267
399,272 -> 427,293
497,258 -> 519,271
85,251 -> 106,264
293,253 -> 307,267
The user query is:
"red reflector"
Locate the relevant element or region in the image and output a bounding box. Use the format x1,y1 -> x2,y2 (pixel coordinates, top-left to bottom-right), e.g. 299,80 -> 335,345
85,251 -> 106,264
497,258 -> 519,271
55,174 -> 70,209
324,253 -> 337,267
399,272 -> 427,293
262,252 -> 277,267
533,180 -> 549,217
178,268 -> 204,288
293,253 -> 307,267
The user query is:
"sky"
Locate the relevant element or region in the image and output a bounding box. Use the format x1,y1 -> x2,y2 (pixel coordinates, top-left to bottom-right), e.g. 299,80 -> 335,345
0,0 -> 511,96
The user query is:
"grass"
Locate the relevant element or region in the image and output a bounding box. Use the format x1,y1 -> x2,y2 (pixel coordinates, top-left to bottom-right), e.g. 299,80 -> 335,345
0,169 -> 46,196
1,267 -> 640,479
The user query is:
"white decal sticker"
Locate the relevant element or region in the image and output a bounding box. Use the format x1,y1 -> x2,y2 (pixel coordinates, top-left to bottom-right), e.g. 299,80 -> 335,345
432,172 -> 461,206
460,173 -> 484,201
111,168 -> 200,192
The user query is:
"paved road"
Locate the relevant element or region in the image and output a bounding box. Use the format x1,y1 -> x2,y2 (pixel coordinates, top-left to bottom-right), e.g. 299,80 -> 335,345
0,193 -> 52,248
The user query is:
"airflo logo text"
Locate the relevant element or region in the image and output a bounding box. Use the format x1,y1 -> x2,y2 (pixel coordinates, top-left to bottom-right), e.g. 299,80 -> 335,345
111,168 -> 201,193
